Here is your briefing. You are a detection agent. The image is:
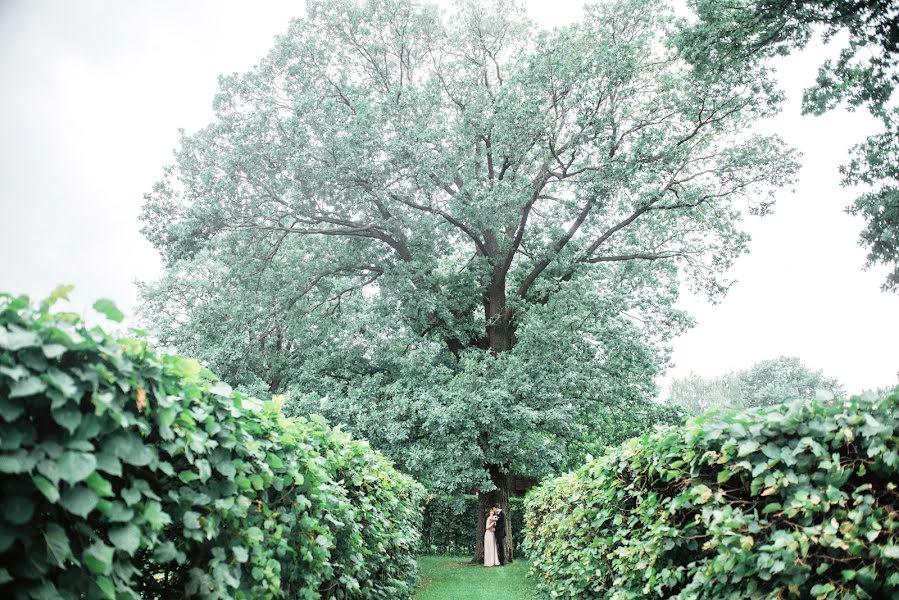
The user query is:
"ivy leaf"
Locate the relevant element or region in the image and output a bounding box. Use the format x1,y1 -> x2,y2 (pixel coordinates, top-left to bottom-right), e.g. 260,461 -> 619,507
33,475 -> 60,503
0,326 -> 40,351
92,299 -> 124,323
42,343 -> 67,359
0,364 -> 28,381
61,486 -> 99,518
183,511 -> 201,530
143,501 -> 171,530
58,451 -> 97,484
52,406 -> 82,434
95,575 -> 116,599
232,546 -> 249,563
108,523 -> 141,555
82,541 -> 114,575
1,496 -> 34,525
43,284 -> 75,309
45,368 -> 77,398
44,523 -> 73,567
8,376 -> 46,399
0,449 -> 36,473
86,472 -> 114,498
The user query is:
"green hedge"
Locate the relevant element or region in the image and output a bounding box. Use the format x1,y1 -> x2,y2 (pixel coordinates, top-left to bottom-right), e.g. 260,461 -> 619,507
524,391 -> 899,599
421,494 -> 526,557
0,291 -> 425,599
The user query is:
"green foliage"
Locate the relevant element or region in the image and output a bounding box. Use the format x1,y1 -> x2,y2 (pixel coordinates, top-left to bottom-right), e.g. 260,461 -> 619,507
420,495 -> 526,557
0,291 -> 424,599
669,355 -> 845,413
524,389 -> 899,599
677,0 -> 899,291
139,0 -> 797,498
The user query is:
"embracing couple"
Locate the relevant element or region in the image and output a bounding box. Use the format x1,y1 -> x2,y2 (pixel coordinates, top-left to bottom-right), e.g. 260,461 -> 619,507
483,503 -> 506,567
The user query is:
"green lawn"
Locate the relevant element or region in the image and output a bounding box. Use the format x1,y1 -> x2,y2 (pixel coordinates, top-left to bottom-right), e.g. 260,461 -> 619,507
414,555 -> 539,600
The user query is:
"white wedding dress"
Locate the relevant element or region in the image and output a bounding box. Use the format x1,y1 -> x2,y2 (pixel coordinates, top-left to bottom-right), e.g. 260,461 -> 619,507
484,515 -> 500,567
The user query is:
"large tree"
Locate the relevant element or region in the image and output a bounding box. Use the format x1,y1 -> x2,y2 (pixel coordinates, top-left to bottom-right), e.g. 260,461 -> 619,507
678,0 -> 899,291
140,0 -> 796,562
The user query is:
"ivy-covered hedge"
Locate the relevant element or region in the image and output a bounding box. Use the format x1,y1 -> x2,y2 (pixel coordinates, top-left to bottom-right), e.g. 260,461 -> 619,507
0,291 -> 425,599
420,494 -> 525,557
524,391 -> 899,599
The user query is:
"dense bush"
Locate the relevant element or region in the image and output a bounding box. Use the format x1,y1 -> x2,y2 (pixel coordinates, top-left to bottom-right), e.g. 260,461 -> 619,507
0,291 -> 424,599
421,494 -> 526,558
525,391 -> 899,599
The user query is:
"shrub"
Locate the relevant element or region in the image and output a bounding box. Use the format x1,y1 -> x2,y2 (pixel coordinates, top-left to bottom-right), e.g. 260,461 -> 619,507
420,494 -> 526,558
524,390 -> 899,599
0,291 -> 424,599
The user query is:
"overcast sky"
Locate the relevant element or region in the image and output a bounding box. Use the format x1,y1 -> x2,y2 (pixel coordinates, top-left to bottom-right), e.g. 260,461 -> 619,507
1,0 -> 897,395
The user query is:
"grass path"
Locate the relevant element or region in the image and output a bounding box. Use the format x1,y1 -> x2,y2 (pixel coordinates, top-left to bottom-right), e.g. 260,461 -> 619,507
413,555 -> 538,600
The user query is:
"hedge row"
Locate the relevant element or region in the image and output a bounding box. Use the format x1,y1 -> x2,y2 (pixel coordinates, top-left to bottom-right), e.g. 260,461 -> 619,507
420,495 -> 525,557
0,291 -> 425,599
524,391 -> 899,599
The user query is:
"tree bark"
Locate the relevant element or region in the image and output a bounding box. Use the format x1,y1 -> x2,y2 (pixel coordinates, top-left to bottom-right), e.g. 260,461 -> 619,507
471,265 -> 516,563
473,465 -> 514,564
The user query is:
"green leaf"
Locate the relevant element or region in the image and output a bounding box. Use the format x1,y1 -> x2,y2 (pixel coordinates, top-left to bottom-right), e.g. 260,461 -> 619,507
82,541 -> 114,575
44,523 -> 73,567
0,568 -> 11,584
27,580 -> 60,600
233,546 -> 249,563
121,486 -> 140,506
183,511 -> 201,529
42,343 -> 67,359
120,443 -> 153,467
45,368 -> 77,398
0,396 -> 25,422
179,470 -> 200,483
143,501 -> 171,530
738,440 -> 760,457
86,472 -> 114,498
92,299 -> 124,323
0,364 -> 28,381
266,453 -> 284,469
61,486 -> 99,518
0,326 -> 40,351
95,451 -> 122,477
8,376 -> 46,399
52,406 -> 82,434
95,575 -> 116,599
1,496 -> 34,525
58,450 -> 97,484
44,284 -> 75,309
33,475 -> 60,503
108,523 -> 141,555
0,448 -> 36,473
246,527 -> 264,544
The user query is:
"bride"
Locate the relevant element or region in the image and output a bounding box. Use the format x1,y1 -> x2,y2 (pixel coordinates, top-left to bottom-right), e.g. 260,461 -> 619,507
484,507 -> 500,567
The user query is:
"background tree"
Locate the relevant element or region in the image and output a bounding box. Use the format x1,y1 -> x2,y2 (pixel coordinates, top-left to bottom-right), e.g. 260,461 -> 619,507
666,370 -> 741,413
667,355 -> 845,411
678,0 -> 899,291
140,0 -> 797,562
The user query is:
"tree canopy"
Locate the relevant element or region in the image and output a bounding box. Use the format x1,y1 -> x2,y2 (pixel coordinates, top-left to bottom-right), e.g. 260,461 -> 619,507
679,0 -> 899,291
140,0 -> 797,543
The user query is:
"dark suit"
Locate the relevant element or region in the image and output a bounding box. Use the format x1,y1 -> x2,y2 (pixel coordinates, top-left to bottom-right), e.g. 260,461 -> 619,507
494,510 -> 507,564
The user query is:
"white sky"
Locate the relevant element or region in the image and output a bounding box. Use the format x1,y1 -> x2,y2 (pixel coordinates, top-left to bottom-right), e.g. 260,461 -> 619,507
1,0 -> 897,395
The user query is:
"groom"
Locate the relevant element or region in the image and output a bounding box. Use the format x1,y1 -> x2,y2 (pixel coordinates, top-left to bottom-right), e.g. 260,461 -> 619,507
492,503 -> 506,565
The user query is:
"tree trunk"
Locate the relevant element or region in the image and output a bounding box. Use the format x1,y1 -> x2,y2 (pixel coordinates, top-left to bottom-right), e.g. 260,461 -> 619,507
473,465 -> 514,564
